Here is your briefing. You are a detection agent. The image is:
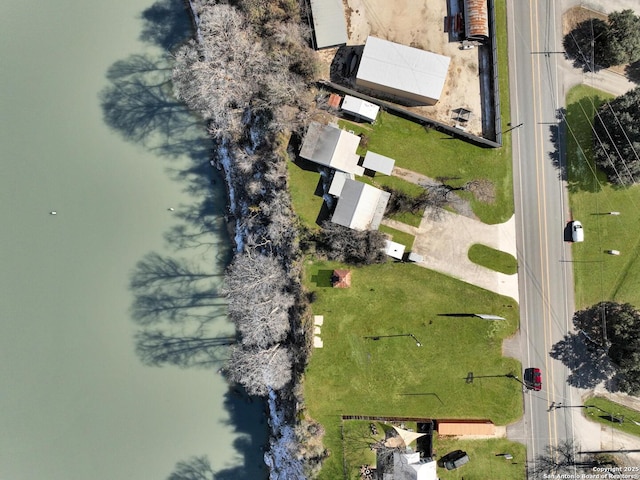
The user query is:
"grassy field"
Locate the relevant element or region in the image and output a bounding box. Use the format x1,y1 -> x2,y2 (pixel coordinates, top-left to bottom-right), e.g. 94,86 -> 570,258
565,85 -> 640,309
378,225 -> 415,251
468,244 -> 518,275
303,260 -> 522,480
434,436 -> 526,480
287,158 -> 326,229
584,396 -> 640,437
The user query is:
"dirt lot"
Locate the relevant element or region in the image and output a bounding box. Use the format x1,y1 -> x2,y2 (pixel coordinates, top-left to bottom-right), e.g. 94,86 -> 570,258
317,0 -> 484,134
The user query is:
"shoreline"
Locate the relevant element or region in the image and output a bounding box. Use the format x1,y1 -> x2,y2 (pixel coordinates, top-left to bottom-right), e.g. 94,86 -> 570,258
182,2 -> 312,478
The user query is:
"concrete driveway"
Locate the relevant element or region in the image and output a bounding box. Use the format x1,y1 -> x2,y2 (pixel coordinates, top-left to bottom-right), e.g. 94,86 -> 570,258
382,209 -> 519,301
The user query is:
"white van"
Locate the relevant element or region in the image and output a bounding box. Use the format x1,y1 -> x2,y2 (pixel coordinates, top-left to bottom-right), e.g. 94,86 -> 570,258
572,220 -> 584,242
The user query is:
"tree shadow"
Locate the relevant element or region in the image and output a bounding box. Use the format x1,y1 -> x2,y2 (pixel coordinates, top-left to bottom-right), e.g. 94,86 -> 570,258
101,2 -> 268,475
139,0 -> 193,51
563,96 -> 609,193
549,108 -> 567,181
563,19 -> 610,72
550,332 -> 616,389
165,389 -> 269,480
212,389 -> 269,480
100,53 -> 202,156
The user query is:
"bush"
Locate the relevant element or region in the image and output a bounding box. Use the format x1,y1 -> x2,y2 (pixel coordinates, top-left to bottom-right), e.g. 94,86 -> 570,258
317,221 -> 387,266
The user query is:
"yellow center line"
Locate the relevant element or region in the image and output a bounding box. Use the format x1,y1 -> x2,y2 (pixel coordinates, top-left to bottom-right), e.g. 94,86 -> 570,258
529,0 -> 557,452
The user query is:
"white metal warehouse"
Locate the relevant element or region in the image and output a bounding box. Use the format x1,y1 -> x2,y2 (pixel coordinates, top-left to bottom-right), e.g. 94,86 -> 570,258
356,36 -> 451,105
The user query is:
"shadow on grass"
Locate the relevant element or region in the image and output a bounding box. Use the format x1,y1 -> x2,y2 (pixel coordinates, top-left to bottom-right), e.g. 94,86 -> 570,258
315,201 -> 332,226
562,94 -> 611,193
311,269 -> 335,287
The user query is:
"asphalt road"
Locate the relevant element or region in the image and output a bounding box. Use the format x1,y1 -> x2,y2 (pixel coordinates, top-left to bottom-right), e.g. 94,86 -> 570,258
507,0 -> 580,469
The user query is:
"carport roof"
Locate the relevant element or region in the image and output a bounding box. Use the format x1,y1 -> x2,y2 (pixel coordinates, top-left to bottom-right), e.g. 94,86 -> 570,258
309,0 -> 348,49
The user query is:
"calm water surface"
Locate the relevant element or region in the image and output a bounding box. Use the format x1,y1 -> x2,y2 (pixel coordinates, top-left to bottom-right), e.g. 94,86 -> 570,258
0,1 -> 265,479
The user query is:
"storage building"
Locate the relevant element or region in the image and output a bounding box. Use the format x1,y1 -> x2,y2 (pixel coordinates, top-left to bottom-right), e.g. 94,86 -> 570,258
356,36 -> 451,105
309,0 -> 348,49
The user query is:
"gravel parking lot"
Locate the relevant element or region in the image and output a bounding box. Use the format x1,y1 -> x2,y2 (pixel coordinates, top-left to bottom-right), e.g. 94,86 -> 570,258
318,0 -> 485,134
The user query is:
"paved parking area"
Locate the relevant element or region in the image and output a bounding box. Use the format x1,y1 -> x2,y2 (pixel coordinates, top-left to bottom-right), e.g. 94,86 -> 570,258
382,210 -> 519,301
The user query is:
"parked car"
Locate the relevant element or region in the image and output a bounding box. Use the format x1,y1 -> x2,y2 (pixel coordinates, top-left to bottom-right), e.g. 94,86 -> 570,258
572,220 -> 584,242
524,367 -> 542,391
441,450 -> 470,470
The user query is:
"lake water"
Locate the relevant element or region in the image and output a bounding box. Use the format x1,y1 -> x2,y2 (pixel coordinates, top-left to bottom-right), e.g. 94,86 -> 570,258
0,1 -> 266,479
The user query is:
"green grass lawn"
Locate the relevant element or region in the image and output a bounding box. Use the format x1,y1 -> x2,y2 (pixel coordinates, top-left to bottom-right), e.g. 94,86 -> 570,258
584,396 -> 640,437
434,436 -> 526,480
468,244 -> 518,275
287,158 -> 326,230
378,225 -> 415,251
304,260 -> 522,480
338,112 -> 512,224
565,85 -> 640,309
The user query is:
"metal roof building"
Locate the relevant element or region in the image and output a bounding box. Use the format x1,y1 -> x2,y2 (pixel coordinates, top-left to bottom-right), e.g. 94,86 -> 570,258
299,122 -> 363,175
356,36 -> 451,105
309,0 -> 348,49
341,95 -> 380,123
363,151 -> 395,175
331,179 -> 390,231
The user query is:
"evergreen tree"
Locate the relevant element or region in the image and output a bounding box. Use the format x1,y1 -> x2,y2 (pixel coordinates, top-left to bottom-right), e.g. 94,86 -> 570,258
608,10 -> 640,65
593,87 -> 640,186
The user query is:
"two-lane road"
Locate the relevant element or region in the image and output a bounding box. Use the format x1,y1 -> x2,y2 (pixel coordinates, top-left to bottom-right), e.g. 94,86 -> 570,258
507,0 -> 580,467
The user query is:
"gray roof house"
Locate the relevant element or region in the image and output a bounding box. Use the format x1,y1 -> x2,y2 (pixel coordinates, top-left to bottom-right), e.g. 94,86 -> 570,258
299,122 -> 364,175
331,179 -> 390,231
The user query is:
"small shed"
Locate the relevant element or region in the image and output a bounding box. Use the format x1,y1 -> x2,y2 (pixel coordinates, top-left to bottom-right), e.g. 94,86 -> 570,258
341,95 -> 380,123
407,252 -> 424,263
328,93 -> 342,109
363,151 -> 395,175
385,240 -> 405,260
332,269 -> 352,288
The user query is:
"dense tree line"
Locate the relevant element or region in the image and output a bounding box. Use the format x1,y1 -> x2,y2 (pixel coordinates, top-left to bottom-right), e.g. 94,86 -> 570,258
593,87 -> 640,186
574,301 -> 640,393
173,0 -> 325,477
564,10 -> 640,70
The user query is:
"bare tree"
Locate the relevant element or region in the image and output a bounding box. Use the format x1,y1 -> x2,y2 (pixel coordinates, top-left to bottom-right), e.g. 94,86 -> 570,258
223,252 -> 288,297
229,290 -> 293,348
172,5 -> 267,139
318,221 -> 387,265
225,344 -> 293,396
529,439 -> 605,477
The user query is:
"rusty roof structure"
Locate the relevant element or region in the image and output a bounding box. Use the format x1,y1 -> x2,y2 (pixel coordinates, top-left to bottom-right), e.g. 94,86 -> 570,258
463,0 -> 489,41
